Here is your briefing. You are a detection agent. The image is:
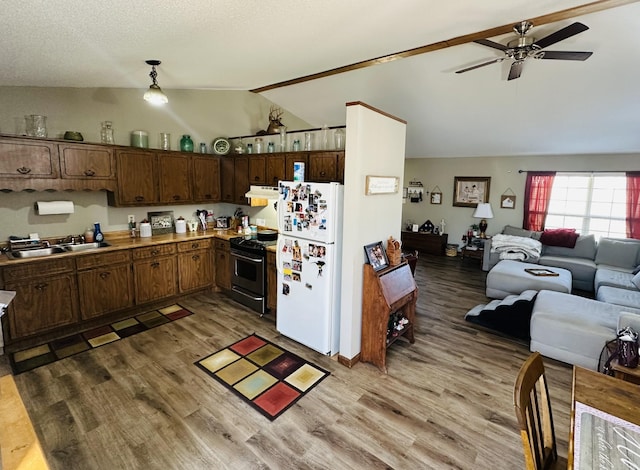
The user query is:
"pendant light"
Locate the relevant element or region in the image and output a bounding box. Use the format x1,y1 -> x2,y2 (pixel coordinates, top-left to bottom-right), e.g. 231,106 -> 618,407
143,60 -> 168,105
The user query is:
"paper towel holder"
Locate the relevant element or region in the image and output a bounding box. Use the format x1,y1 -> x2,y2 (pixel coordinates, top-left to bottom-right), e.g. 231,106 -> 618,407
34,200 -> 75,215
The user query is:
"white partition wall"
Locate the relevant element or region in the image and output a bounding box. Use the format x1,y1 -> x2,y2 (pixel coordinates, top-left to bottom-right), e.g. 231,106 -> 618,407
339,102 -> 407,362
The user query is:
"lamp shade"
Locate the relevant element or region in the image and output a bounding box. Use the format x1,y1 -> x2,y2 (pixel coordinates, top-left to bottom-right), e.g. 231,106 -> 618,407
473,202 -> 494,219
143,85 -> 168,105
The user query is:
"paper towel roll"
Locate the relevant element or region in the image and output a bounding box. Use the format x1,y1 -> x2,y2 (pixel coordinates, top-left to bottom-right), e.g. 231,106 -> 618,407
35,201 -> 75,215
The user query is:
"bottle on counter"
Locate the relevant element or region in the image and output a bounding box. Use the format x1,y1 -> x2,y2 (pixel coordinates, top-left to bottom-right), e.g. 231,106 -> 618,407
84,227 -> 95,243
93,223 -> 104,242
101,121 -> 114,144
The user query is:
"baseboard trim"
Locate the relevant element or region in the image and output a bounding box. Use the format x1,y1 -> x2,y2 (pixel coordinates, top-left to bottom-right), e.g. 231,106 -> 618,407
338,353 -> 360,368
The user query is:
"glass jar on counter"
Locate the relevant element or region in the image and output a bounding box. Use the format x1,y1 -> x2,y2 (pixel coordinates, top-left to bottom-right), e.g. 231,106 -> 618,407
267,142 -> 275,153
254,137 -> 263,153
246,143 -> 253,154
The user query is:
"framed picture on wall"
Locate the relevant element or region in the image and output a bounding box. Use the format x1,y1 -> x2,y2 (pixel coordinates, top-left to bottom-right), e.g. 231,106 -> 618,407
430,192 -> 442,204
453,176 -> 491,207
500,195 -> 516,209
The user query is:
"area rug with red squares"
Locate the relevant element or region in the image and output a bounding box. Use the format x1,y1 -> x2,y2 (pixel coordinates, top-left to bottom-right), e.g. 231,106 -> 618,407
10,304 -> 194,374
195,334 -> 330,421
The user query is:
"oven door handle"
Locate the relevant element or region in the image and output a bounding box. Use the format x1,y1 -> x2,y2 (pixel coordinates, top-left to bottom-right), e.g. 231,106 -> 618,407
231,251 -> 264,264
231,286 -> 263,301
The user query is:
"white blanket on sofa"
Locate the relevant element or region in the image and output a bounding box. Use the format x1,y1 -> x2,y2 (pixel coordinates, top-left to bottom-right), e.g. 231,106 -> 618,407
490,234 -> 542,262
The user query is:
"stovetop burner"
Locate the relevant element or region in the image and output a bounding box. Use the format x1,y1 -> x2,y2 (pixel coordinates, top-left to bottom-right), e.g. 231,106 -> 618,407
230,236 -> 277,255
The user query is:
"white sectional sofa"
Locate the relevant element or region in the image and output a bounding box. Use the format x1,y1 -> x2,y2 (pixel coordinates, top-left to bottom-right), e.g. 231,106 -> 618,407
482,225 -> 640,301
530,290 -> 640,370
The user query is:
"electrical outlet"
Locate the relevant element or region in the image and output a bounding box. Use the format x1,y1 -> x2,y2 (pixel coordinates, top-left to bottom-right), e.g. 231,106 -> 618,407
128,215 -> 135,224
256,218 -> 266,226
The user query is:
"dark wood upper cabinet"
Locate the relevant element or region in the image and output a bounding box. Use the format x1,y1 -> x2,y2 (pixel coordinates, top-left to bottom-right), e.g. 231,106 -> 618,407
192,155 -> 221,203
158,153 -> 191,203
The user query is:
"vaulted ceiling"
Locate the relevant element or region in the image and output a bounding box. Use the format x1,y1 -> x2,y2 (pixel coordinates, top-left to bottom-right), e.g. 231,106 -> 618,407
2,0 -> 639,158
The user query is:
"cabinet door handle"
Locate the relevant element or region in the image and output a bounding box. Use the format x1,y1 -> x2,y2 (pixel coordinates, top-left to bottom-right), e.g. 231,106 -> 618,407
135,196 -> 144,202
173,195 -> 181,200
191,243 -> 199,249
192,254 -> 200,261
17,166 -> 32,174
151,262 -> 160,268
100,271 -> 111,279
34,283 -> 48,291
254,176 -> 260,181
84,169 -> 96,177
204,194 -> 212,199
320,171 -> 326,177
151,249 -> 160,256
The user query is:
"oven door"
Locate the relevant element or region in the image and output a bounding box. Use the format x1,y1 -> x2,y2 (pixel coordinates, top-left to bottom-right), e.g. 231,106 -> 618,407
230,249 -> 266,313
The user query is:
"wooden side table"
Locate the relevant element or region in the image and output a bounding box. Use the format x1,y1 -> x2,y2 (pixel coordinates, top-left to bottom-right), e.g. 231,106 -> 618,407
610,358 -> 640,385
461,245 -> 484,263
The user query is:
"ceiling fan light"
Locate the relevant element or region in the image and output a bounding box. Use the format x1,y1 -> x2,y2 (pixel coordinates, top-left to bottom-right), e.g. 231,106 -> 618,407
144,84 -> 168,105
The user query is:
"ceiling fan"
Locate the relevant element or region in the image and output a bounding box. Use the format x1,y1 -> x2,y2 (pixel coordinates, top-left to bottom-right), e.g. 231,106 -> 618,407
455,21 -> 593,81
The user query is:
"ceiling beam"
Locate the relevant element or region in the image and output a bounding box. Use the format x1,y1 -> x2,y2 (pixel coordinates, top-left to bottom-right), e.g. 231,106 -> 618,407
251,0 -> 639,93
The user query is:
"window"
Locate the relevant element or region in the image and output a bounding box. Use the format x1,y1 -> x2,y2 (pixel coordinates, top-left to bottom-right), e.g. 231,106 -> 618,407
545,172 -> 627,239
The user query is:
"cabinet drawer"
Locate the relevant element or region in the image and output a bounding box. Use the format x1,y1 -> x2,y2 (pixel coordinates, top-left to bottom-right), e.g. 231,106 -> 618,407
75,250 -> 132,270
3,258 -> 74,281
177,239 -> 211,253
132,244 -> 176,260
214,239 -> 230,251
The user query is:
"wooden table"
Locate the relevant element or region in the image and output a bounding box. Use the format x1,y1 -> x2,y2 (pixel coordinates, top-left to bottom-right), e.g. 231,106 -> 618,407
611,358 -> 640,385
568,367 -> 640,469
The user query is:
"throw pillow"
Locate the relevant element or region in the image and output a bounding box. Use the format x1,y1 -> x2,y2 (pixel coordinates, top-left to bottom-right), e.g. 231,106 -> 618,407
632,272 -> 640,290
595,238 -> 640,270
633,265 -> 640,275
540,228 -> 579,248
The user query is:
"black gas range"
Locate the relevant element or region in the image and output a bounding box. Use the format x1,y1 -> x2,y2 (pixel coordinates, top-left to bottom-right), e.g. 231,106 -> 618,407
229,236 -> 277,255
229,236 -> 277,315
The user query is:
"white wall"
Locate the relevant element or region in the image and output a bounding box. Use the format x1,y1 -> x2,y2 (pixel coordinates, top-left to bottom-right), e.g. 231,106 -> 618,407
339,103 -> 407,360
0,86 -> 310,239
403,153 -> 640,247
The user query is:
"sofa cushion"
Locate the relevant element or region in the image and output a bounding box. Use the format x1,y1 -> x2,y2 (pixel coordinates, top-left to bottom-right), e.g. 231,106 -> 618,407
595,268 -> 637,292
597,286 -> 640,309
633,271 -> 640,290
538,255 -> 596,284
540,228 -> 579,248
595,238 -> 640,270
541,234 -> 597,260
502,225 -> 542,240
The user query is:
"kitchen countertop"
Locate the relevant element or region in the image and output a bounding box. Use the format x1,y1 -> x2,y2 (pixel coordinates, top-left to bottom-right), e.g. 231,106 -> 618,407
0,229 -> 241,267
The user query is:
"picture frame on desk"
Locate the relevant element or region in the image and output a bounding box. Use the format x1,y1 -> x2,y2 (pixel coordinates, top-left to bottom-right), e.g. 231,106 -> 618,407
364,241 -> 389,272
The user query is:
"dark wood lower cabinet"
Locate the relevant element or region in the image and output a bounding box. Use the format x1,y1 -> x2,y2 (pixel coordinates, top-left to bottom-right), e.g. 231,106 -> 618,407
400,231 -> 448,255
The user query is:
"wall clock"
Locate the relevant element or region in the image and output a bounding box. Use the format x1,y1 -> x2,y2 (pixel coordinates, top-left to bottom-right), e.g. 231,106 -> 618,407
212,137 -> 231,155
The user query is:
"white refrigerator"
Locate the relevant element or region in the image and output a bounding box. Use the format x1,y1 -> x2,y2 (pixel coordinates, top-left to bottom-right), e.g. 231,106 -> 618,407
276,181 -> 344,355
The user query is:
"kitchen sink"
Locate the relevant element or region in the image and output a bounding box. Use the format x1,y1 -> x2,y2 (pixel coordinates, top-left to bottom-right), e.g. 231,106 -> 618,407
5,242 -> 111,259
6,246 -> 66,259
60,242 -> 111,252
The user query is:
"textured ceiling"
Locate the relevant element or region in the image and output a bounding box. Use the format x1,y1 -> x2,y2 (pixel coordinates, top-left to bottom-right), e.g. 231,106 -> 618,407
1,0 -> 639,158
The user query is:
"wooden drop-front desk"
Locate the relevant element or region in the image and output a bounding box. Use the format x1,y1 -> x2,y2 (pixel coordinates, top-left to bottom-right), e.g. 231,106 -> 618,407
361,262 -> 417,373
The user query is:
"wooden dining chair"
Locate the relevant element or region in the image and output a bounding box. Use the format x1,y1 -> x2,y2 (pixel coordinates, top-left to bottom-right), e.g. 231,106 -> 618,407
513,352 -> 560,470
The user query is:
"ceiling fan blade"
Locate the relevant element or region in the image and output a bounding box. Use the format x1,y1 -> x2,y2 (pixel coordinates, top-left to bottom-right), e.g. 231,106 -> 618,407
508,60 -> 524,81
474,39 -> 508,51
455,58 -> 504,74
538,50 -> 593,61
533,22 -> 589,50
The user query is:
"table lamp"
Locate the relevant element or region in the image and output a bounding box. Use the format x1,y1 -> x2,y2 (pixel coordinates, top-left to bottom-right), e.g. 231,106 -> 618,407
473,202 -> 494,238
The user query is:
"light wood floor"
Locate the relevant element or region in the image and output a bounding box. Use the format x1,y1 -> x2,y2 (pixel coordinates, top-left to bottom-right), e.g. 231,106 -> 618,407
6,254 -> 573,469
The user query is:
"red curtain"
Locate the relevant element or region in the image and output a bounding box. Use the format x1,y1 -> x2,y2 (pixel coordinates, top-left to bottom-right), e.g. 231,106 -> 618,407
523,172 -> 556,231
626,172 -> 640,239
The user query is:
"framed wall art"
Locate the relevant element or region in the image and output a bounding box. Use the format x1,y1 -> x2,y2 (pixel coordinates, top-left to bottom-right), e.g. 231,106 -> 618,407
500,195 -> 516,209
364,241 -> 389,272
453,176 -> 491,207
430,186 -> 442,204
